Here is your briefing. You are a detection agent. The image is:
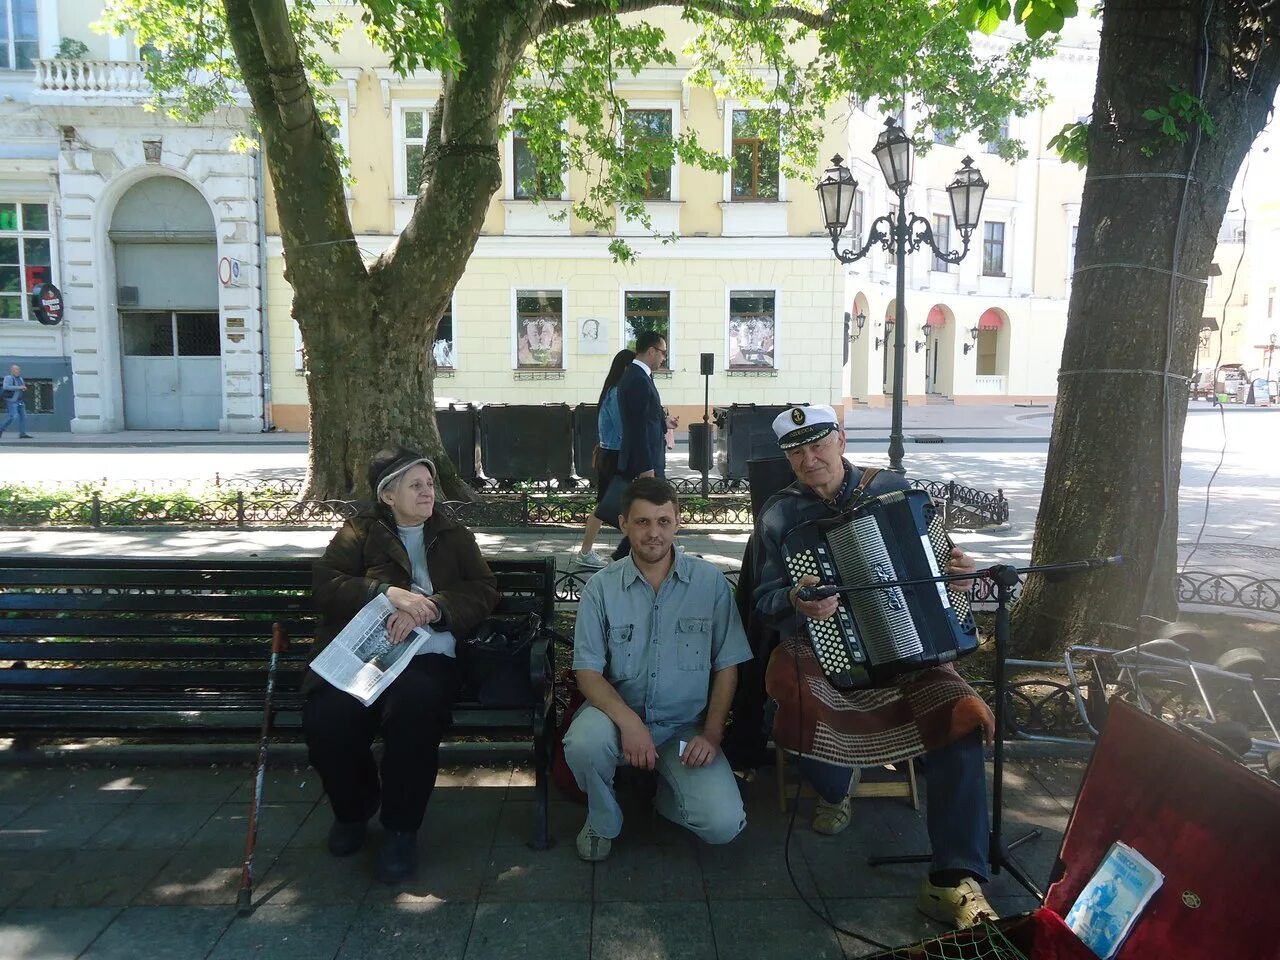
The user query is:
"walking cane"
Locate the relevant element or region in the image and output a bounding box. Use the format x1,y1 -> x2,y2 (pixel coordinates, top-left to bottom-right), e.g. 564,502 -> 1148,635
238,623 -> 289,914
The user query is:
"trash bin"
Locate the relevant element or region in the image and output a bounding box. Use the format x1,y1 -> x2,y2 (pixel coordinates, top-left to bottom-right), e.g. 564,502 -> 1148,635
572,403 -> 600,479
478,403 -> 574,483
688,422 -> 714,474
714,404 -> 804,480
435,403 -> 478,481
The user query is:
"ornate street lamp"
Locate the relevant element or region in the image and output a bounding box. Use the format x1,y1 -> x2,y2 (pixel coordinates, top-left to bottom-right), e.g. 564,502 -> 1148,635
818,119 -> 988,472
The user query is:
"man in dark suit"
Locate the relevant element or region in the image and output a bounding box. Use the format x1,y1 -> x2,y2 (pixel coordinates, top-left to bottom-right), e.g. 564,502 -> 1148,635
612,331 -> 671,559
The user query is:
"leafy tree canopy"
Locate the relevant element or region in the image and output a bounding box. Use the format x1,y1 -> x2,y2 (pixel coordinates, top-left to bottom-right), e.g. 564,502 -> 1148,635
97,0 -> 1055,259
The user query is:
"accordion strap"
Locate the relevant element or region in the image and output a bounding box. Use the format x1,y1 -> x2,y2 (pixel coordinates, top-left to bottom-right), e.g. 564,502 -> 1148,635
851,466 -> 881,500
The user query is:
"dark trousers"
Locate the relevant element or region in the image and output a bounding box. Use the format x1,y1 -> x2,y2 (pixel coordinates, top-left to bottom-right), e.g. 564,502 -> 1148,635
303,653 -> 460,833
801,731 -> 990,881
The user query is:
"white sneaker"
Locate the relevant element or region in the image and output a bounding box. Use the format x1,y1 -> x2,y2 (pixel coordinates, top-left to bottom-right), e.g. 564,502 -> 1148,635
573,550 -> 609,569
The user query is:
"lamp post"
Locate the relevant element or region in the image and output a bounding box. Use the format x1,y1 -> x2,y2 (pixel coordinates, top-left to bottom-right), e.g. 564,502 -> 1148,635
817,118 -> 988,473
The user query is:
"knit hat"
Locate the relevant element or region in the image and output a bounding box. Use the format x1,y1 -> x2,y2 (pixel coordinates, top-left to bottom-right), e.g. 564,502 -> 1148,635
369,446 -> 437,500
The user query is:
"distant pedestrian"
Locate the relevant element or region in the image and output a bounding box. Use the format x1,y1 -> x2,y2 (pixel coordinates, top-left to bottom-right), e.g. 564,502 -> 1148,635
612,332 -> 675,559
572,349 -> 635,569
0,364 -> 31,439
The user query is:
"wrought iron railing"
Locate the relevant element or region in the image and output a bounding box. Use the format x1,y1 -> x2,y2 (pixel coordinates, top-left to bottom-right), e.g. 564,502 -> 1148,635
1177,571 -> 1280,616
0,474 -> 1009,530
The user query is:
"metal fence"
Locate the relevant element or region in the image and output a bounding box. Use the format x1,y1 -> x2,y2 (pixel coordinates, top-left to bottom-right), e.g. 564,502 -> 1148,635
0,475 -> 1009,530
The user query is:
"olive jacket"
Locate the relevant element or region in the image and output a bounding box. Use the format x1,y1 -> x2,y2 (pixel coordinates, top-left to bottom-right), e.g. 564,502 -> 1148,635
308,504 -> 499,692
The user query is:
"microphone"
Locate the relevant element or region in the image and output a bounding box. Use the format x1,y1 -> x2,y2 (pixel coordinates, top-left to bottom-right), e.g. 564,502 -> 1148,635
794,555 -> 1125,601
1038,555 -> 1124,583
796,584 -> 841,602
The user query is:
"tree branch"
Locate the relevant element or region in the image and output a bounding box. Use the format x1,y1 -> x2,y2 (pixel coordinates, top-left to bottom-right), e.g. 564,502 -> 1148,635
544,0 -> 833,32
225,0 -> 362,284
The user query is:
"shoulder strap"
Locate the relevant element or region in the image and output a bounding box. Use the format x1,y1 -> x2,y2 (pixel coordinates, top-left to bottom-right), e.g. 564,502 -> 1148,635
852,466 -> 882,498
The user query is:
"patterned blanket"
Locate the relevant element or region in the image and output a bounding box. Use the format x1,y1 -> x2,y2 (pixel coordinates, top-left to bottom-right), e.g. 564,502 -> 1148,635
765,635 -> 995,767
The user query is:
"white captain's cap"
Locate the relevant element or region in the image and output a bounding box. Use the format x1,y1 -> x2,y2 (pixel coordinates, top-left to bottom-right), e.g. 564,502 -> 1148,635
772,404 -> 840,450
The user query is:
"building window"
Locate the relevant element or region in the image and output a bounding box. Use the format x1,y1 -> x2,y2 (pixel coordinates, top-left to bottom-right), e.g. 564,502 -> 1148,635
850,189 -> 864,240
0,202 -> 51,322
985,117 -> 1010,154
624,291 -> 671,369
983,221 -> 1006,277
1,0 -> 37,71
515,289 -> 564,369
121,312 -> 221,357
25,377 -> 53,414
728,291 -> 777,369
1069,224 -> 1078,280
511,109 -> 562,200
433,301 -> 455,370
1268,286 -> 1275,319
933,126 -> 957,146
625,109 -> 673,201
932,215 -> 951,272
886,208 -> 898,267
730,109 -> 779,201
401,107 -> 431,196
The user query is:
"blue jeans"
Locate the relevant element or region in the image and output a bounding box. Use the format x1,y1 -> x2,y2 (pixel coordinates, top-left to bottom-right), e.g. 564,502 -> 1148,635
799,731 -> 990,881
0,399 -> 26,435
564,704 -> 746,844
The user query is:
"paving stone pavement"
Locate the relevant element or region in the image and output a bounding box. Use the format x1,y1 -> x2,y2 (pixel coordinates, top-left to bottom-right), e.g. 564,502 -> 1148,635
0,757 -> 1085,960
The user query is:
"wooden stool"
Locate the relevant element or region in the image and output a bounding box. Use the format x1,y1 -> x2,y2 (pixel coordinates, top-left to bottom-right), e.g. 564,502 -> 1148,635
774,744 -> 919,813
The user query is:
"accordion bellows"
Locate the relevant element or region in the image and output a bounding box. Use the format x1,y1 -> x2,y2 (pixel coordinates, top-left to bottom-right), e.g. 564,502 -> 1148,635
782,489 -> 979,690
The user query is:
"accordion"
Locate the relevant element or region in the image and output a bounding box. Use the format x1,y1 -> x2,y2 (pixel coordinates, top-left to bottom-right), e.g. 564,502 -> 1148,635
782,488 -> 978,690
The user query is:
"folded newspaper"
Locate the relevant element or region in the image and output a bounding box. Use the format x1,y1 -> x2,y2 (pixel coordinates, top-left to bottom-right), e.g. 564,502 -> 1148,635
309,593 -> 437,705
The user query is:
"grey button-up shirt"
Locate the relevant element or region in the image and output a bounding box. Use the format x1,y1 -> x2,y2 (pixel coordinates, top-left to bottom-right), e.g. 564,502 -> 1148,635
573,551 -> 751,745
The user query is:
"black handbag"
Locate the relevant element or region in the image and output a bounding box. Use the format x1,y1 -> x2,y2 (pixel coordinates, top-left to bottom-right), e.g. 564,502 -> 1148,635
461,614 -> 541,706
592,474 -> 628,529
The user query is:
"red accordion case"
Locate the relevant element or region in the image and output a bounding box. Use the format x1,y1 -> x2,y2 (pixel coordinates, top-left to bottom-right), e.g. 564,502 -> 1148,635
876,701 -> 1280,959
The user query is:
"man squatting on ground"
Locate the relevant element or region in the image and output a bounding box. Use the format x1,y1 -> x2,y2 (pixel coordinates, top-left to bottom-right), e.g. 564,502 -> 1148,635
752,405 -> 1001,930
565,477 -> 753,860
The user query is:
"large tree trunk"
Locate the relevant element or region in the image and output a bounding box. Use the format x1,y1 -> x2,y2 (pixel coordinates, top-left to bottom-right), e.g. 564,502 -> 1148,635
224,0 -> 535,500
1012,1 -> 1280,657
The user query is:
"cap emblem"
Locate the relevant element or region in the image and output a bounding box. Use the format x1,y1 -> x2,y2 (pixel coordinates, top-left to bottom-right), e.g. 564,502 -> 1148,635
790,408 -> 806,426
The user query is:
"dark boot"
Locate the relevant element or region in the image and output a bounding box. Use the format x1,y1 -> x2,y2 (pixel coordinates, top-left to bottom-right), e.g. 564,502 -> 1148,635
376,830 -> 418,883
327,819 -> 368,857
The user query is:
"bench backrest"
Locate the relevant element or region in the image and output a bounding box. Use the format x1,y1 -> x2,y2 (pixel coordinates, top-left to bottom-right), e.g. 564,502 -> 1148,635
0,555 -> 555,693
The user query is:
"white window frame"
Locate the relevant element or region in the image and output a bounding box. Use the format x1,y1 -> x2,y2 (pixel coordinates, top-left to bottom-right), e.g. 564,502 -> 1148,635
621,101 -> 681,202
2,0 -> 39,71
725,285 -> 781,371
618,286 -> 676,369
0,198 -> 54,323
393,98 -> 436,201
504,104 -> 569,203
722,102 -> 787,203
433,290 -> 459,370
510,285 -> 569,371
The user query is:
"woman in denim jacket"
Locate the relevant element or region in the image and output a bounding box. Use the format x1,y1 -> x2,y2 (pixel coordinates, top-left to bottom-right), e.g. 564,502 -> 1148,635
572,349 -> 635,567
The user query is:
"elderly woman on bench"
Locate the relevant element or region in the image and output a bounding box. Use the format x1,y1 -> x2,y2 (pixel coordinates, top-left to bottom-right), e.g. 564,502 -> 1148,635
307,446 -> 498,883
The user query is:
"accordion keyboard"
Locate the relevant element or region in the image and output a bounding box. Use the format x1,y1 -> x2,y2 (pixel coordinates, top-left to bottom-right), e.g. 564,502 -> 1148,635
783,544 -> 866,685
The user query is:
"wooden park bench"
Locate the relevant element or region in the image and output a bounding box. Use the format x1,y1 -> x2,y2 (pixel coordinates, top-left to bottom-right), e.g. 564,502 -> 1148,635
0,554 -> 558,849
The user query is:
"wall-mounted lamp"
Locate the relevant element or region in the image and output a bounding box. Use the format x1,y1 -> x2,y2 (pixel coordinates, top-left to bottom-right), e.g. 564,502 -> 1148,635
914,322 -> 930,353
963,324 -> 980,355
876,316 -> 894,351
851,311 -> 867,342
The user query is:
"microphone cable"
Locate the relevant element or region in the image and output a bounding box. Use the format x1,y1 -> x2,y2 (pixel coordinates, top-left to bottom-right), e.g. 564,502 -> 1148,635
781,641 -> 894,953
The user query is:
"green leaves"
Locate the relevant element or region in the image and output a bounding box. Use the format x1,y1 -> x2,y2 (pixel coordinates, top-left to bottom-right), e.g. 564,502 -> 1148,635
1047,120 -> 1089,167
962,0 -> 1078,38
1140,85 -> 1216,155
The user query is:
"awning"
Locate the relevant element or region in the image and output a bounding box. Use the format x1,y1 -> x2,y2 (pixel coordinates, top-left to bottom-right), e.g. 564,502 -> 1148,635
978,309 -> 1004,330
926,306 -> 947,328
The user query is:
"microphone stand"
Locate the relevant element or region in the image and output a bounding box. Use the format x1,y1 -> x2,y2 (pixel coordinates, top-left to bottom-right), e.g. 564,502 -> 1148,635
799,556 -> 1121,902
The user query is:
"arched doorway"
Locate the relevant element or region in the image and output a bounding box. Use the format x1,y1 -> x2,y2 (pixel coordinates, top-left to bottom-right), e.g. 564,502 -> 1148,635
849,291 -> 870,399
974,307 -> 1010,394
111,178 -> 221,429
924,304 -> 955,395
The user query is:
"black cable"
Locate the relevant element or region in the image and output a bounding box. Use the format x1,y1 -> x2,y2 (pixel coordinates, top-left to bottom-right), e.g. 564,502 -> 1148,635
781,642 -> 894,953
